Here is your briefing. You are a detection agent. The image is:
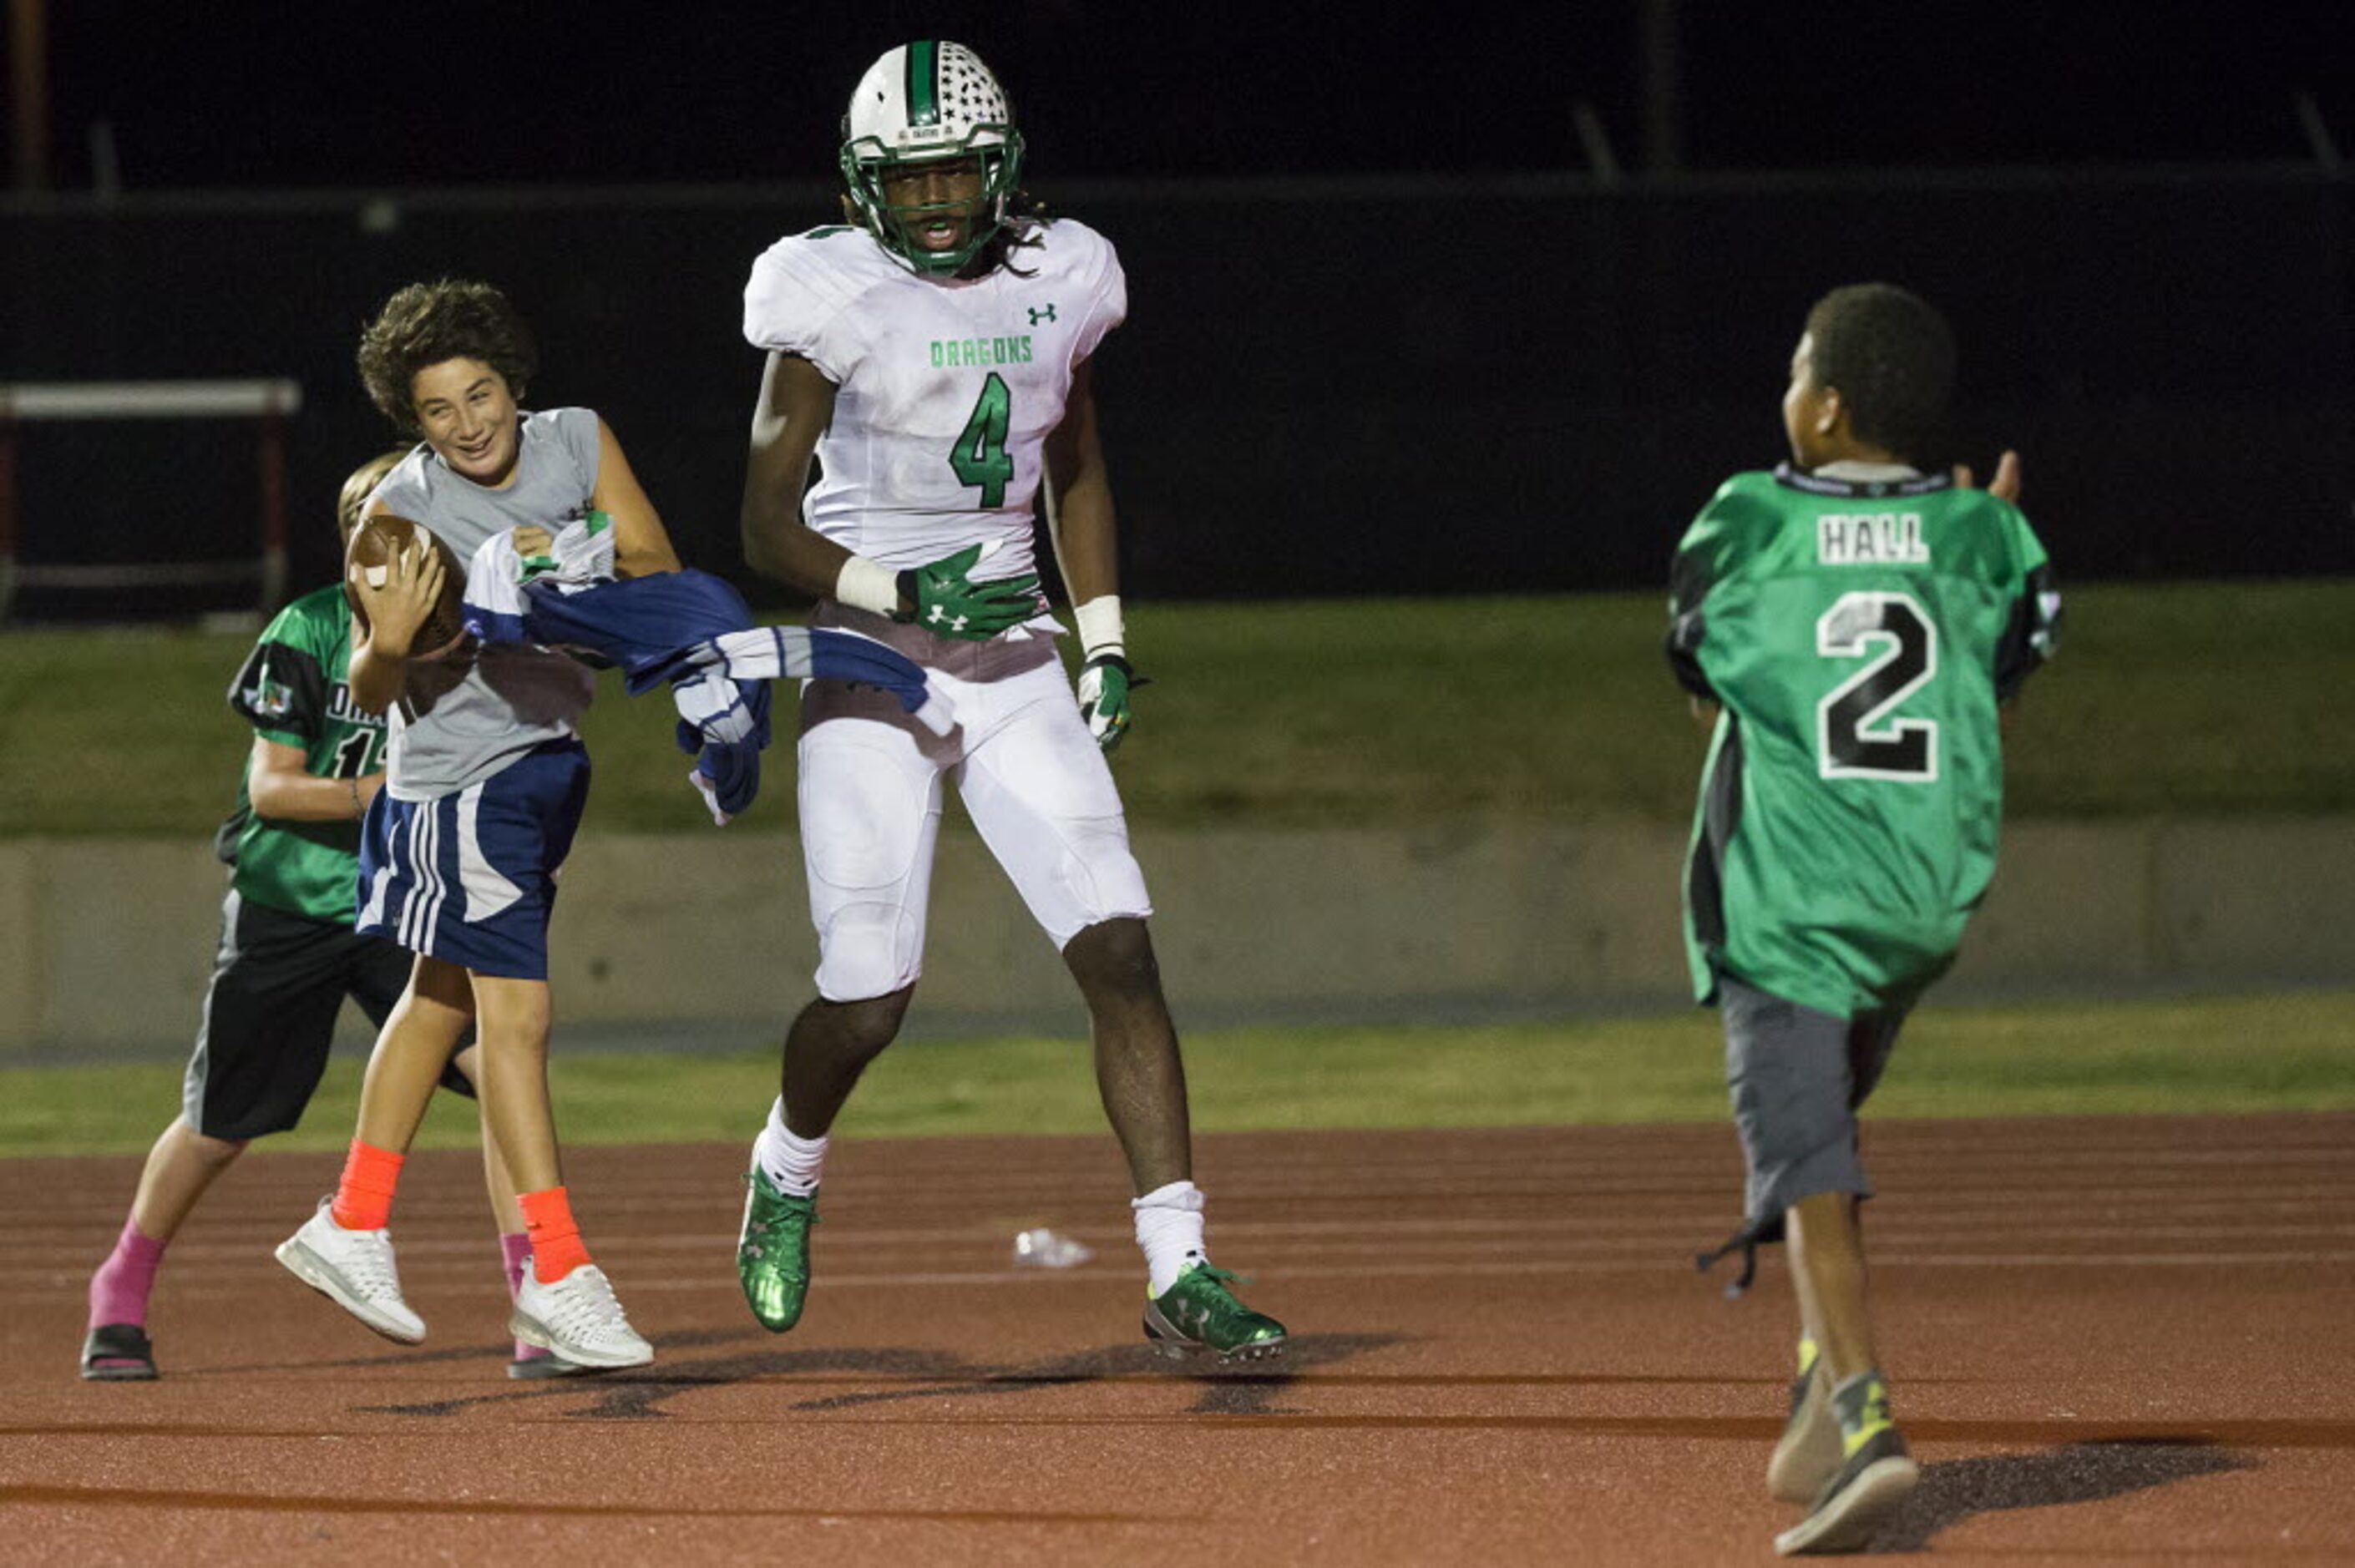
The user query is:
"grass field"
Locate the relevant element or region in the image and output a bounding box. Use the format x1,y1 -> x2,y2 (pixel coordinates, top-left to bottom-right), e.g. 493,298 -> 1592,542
3,579 -> 2352,837
4,989 -> 2348,1158
6,584 -> 2349,1161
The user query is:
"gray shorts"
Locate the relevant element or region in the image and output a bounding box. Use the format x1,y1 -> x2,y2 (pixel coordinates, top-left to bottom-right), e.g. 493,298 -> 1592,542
1721,974 -> 1908,1241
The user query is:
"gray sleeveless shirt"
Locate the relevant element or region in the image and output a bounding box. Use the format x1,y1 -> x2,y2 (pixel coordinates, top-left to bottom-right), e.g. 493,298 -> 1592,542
370,407 -> 601,800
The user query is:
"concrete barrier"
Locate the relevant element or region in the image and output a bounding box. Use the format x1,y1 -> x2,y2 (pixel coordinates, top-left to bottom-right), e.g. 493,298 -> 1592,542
3,817 -> 2349,1059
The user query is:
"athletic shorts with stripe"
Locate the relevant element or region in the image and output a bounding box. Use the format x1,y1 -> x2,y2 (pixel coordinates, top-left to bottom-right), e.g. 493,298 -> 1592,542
1720,972 -> 1908,1242
357,739 -> 590,981
182,888 -> 474,1141
797,604 -> 1151,1003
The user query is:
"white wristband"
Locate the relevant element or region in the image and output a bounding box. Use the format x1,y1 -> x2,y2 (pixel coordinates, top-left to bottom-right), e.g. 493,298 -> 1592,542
834,554 -> 902,618
1074,594 -> 1126,659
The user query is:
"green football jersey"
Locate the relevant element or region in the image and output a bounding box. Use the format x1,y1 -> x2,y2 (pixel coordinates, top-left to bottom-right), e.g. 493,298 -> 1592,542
214,584 -> 387,923
1667,464 -> 2059,1016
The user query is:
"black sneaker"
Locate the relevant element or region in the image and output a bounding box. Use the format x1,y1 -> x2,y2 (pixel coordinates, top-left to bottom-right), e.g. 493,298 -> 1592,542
1773,1426 -> 1918,1555
80,1323 -> 159,1381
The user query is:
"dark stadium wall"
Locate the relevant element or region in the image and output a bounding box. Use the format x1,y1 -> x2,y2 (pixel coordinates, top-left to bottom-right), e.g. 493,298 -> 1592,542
3,169 -> 2349,620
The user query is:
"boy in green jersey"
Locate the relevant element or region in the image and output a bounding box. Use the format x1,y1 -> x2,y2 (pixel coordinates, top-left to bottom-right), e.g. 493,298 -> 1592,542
81,453 -> 567,1382
1666,284 -> 2059,1555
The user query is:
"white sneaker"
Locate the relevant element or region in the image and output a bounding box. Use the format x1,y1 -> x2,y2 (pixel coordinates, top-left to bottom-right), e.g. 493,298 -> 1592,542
275,1197 -> 426,1344
510,1262 -> 652,1369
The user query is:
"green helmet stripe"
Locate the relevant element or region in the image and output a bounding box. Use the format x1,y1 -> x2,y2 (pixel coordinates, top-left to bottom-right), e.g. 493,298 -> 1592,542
905,40 -> 939,128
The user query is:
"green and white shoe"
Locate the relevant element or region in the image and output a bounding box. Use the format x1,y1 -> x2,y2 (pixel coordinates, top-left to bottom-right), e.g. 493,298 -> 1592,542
1143,1262 -> 1286,1362
737,1166 -> 818,1333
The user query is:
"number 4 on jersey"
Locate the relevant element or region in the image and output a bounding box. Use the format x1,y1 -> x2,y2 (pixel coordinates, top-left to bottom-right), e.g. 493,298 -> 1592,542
950,372 -> 1014,508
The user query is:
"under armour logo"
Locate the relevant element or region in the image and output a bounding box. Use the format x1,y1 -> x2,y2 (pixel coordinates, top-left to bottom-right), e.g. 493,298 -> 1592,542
1028,304 -> 1057,325
925,605 -> 970,632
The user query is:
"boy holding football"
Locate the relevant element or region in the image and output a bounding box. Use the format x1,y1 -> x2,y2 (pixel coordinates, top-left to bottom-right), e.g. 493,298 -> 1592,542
274,280 -> 680,1370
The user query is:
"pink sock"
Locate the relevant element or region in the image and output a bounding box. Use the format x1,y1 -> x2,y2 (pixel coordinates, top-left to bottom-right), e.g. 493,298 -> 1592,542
89,1217 -> 168,1330
500,1232 -> 544,1362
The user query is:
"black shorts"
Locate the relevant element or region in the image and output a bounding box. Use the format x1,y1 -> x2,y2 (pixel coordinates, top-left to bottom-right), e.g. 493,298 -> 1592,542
1720,973 -> 1908,1238
180,888 -> 474,1141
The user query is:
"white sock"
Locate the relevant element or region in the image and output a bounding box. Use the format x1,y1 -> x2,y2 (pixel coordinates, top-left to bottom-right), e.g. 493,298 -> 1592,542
1132,1179 -> 1207,1296
753,1098 -> 828,1197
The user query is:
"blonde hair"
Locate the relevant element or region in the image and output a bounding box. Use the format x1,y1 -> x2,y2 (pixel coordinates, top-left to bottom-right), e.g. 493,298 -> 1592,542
336,448 -> 410,548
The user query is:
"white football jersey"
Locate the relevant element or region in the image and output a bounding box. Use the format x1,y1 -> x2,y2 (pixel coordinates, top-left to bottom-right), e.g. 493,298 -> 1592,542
742,218 -> 1126,585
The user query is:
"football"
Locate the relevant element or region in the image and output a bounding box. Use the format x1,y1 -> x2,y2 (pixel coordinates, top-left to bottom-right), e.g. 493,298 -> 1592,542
345,513 -> 468,658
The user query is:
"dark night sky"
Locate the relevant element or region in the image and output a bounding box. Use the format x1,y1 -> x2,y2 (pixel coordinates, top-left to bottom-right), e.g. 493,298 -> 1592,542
26,1 -> 2354,191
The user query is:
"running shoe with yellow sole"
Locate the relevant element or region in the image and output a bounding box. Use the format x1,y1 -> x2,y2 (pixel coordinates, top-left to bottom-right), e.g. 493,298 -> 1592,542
1774,1426 -> 1918,1555
1769,1348 -> 1843,1503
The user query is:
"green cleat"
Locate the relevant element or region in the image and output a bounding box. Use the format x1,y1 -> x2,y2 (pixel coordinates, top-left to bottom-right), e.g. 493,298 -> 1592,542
737,1166 -> 818,1333
1142,1262 -> 1286,1362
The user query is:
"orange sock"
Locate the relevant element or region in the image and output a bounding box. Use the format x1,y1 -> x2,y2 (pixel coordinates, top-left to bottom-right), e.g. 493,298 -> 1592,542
519,1186 -> 592,1283
331,1141 -> 404,1232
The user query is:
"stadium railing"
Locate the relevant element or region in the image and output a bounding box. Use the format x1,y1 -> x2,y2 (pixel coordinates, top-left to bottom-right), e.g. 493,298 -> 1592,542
0,379 -> 301,623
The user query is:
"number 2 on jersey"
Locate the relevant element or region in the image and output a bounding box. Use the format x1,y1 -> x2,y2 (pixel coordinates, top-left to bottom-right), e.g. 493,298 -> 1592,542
950,372 -> 1014,508
1816,591 -> 1938,782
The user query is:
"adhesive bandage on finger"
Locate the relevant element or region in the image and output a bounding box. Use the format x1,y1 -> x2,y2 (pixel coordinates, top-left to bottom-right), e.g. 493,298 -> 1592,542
834,554 -> 903,618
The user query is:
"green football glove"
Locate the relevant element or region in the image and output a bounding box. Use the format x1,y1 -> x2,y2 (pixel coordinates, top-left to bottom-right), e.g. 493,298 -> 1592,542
1076,652 -> 1145,753
894,544 -> 1040,640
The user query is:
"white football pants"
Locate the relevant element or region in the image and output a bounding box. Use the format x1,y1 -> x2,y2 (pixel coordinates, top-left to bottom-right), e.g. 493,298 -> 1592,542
796,644 -> 1152,1003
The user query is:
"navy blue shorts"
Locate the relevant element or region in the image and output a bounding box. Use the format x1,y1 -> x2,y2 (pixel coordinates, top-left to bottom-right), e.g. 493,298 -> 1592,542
357,741 -> 590,980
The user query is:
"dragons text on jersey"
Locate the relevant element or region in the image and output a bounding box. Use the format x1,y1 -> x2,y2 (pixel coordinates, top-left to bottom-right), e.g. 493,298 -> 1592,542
929,335 -> 1034,367
742,217 -> 1126,584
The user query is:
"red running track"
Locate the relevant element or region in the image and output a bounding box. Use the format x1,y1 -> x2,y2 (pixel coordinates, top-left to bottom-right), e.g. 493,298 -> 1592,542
3,1115 -> 2351,1563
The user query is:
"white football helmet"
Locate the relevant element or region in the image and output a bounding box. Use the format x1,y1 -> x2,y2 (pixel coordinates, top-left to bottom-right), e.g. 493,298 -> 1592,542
839,40 -> 1026,276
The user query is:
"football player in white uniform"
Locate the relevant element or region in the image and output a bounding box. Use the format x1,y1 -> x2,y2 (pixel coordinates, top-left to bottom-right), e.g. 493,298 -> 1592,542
732,40 -> 1283,1361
